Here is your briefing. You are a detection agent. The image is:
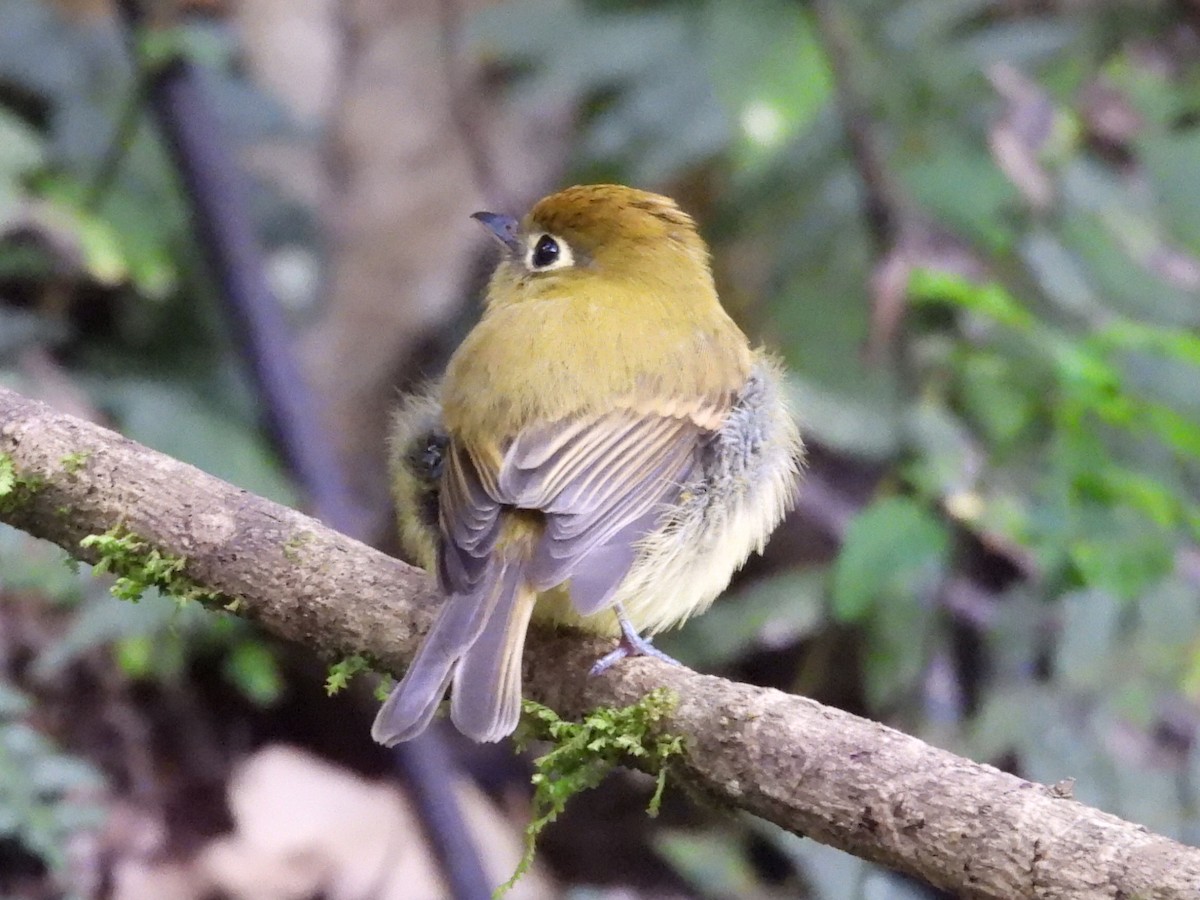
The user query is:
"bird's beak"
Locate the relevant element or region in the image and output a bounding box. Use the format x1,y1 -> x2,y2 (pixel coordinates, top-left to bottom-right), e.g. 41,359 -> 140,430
471,211 -> 521,255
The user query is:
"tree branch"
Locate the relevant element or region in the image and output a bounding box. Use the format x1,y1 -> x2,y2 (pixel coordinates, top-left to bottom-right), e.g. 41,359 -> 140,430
2,385 -> 1198,899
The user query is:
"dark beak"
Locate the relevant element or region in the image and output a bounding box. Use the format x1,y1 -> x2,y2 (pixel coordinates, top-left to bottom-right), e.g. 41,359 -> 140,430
471,211 -> 521,255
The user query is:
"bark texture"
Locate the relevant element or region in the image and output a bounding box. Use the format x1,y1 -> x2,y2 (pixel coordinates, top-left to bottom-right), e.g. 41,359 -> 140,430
2,385 -> 1199,899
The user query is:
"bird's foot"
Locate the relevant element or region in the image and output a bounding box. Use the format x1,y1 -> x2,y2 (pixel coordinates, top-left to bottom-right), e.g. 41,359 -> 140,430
589,607 -> 681,676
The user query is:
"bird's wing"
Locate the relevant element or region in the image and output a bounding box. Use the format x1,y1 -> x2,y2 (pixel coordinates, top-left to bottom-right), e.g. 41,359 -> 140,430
442,400 -> 729,617
437,440 -> 503,596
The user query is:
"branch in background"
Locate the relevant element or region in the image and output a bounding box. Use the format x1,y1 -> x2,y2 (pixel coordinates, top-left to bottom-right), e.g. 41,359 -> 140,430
811,0 -> 978,369
811,0 -> 903,255
3,387 -> 1200,899
812,0 -> 910,370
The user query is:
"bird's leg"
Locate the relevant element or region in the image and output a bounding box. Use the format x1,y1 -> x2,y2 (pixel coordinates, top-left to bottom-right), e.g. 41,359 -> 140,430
589,604 -> 681,675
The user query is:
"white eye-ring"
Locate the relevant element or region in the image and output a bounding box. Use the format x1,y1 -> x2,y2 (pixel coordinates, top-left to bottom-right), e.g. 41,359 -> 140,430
525,233 -> 574,271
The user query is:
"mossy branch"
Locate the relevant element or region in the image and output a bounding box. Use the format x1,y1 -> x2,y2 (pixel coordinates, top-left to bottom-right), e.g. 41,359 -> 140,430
80,526 -> 226,605
2,386 -> 1200,899
501,689 -> 685,894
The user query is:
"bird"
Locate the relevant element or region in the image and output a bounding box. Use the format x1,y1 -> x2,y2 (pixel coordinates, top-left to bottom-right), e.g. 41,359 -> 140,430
372,184 -> 803,745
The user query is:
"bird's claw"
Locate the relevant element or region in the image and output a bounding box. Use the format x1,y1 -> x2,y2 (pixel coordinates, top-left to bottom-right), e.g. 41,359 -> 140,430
589,607 -> 681,676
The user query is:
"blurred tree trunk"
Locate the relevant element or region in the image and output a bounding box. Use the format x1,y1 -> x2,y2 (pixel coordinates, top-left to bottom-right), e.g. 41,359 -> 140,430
238,0 -> 569,540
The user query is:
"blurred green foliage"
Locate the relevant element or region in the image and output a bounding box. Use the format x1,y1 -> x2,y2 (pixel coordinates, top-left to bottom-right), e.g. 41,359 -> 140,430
0,682 -> 106,875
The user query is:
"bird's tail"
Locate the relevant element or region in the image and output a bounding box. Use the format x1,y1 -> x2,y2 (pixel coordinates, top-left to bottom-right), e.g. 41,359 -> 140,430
371,552 -> 536,745
450,576 -> 537,742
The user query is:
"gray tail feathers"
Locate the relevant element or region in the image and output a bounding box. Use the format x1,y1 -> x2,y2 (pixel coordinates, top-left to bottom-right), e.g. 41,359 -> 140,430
450,574 -> 537,742
371,559 -> 533,745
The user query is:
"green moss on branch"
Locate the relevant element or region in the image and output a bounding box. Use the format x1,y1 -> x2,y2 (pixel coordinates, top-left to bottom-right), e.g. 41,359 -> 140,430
79,525 -> 230,607
499,688 -> 685,895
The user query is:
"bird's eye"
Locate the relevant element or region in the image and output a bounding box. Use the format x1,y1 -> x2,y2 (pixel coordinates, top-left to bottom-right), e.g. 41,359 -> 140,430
523,232 -> 574,272
531,234 -> 560,268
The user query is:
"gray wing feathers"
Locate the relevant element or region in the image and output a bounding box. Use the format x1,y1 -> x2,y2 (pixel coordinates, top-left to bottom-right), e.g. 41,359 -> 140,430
510,412 -> 701,615
529,448 -> 696,608
544,503 -> 664,614
437,445 -> 501,593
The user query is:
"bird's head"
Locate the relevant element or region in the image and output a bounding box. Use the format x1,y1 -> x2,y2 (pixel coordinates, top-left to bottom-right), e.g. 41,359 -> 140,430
472,184 -> 716,309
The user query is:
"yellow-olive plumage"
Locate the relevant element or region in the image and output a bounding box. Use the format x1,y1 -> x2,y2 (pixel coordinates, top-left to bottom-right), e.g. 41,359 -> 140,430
372,185 -> 802,745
